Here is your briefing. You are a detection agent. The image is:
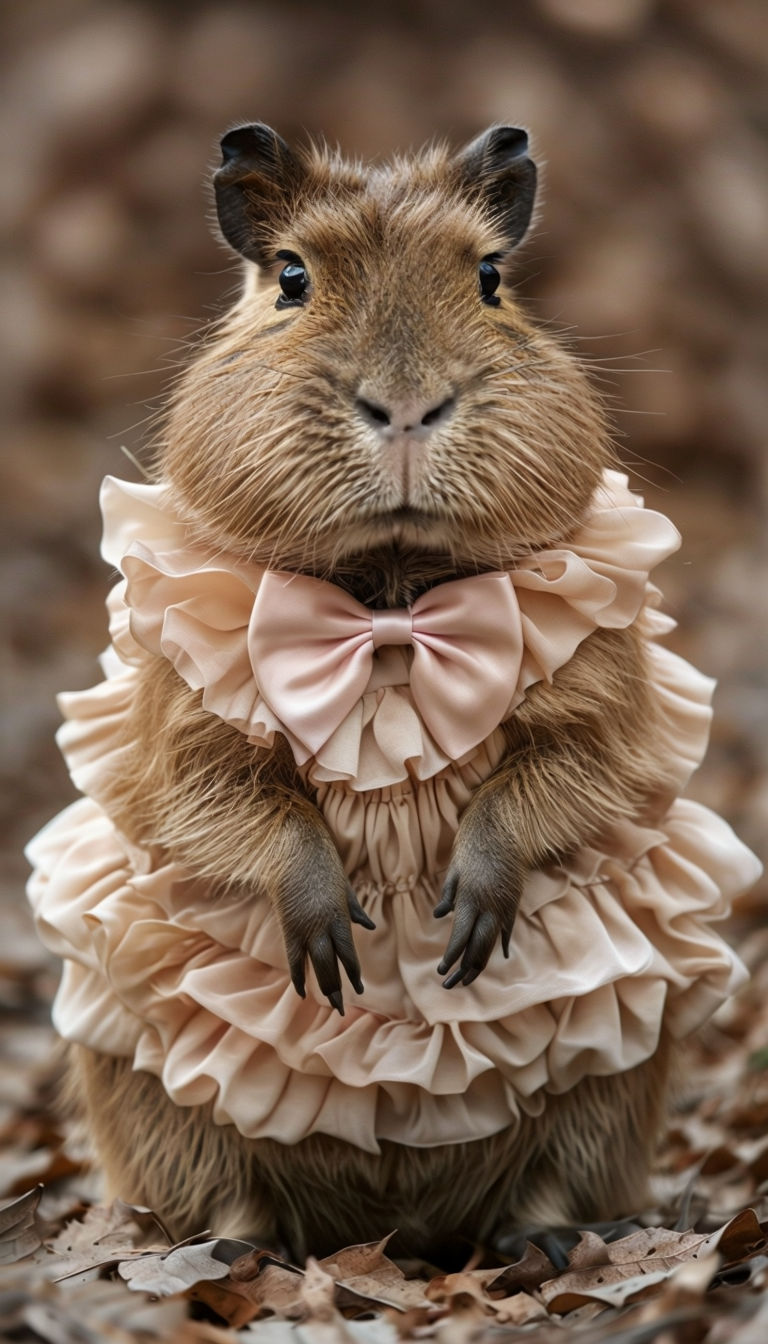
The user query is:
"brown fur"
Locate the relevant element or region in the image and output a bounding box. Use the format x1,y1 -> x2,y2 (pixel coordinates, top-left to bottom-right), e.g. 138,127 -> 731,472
73,1035 -> 671,1260
72,126 -> 680,1251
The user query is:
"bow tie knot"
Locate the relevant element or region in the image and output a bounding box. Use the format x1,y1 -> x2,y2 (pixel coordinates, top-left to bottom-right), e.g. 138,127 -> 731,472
248,570 -> 524,763
370,607 -> 413,650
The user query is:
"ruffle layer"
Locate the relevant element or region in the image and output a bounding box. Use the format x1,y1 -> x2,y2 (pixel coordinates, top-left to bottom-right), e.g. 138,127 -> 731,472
27,793 -> 756,1152
98,470 -> 681,790
53,626 -> 715,887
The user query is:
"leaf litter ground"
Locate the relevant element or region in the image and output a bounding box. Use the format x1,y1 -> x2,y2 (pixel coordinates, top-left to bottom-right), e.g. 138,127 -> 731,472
4,894 -> 768,1342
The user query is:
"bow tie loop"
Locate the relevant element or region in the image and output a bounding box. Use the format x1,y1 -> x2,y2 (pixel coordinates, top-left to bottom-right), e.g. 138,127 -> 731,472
248,570 -> 524,763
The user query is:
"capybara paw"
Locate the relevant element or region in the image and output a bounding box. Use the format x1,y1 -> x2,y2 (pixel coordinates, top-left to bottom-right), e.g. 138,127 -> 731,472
433,861 -> 517,987
282,879 -> 375,1014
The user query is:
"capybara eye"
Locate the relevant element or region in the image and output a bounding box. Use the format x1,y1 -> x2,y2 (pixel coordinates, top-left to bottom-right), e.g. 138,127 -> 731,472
478,260 -> 501,307
276,262 -> 308,309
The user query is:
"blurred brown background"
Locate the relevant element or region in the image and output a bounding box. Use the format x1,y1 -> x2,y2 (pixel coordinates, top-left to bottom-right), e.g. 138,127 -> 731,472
2,0 -> 766,971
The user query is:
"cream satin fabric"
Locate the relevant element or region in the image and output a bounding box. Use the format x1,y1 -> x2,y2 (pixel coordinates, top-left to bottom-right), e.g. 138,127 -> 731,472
25,469 -> 762,1152
248,570 -> 524,761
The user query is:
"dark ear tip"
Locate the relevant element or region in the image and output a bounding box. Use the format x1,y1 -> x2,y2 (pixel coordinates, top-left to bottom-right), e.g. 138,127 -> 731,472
219,122 -> 277,165
488,126 -> 529,160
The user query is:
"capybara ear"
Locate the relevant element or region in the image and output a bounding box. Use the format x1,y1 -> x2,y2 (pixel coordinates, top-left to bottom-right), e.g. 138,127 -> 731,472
213,122 -> 305,264
455,125 -> 537,250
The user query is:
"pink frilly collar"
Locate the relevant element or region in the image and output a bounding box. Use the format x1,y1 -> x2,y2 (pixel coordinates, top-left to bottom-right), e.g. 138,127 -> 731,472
100,471 -> 680,791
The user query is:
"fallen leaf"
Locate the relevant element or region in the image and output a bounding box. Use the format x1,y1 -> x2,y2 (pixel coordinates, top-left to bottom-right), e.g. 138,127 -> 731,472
112,1198 -> 173,1244
334,1275 -> 431,1315
2,1273 -> 191,1344
191,1260 -> 309,1325
710,1207 -> 766,1262
538,1206 -> 766,1313
48,1198 -> 155,1258
543,1266 -> 673,1314
701,1144 -> 742,1175
480,1240 -> 557,1293
491,1291 -> 550,1325
54,1244 -> 170,1282
539,1211 -> 766,1316
319,1234 -> 396,1278
0,1184 -> 43,1264
301,1257 -> 339,1321
320,1235 -> 431,1312
49,1198 -> 173,1279
227,1249 -> 306,1318
425,1270 -> 490,1309
564,1228 -> 614,1270
187,1277 -> 267,1330
23,1300 -> 94,1344
118,1240 -> 235,1293
665,1250 -> 722,1298
424,1269 -> 552,1328
0,1145 -> 84,1199
383,1305 -> 439,1338
229,1247 -> 300,1280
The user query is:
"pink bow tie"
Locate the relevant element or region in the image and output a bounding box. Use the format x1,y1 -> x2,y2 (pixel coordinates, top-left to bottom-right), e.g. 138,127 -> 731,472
248,570 -> 524,761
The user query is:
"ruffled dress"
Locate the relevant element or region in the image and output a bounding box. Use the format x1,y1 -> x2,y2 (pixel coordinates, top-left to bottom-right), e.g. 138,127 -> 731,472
26,471 -> 761,1154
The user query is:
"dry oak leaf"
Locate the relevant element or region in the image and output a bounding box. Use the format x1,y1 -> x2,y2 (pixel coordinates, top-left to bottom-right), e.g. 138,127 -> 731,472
425,1269 -> 548,1327
540,1208 -> 766,1313
114,1235 -> 272,1329
413,1239 -> 554,1326
118,1237 -> 255,1293
572,1263 -> 715,1320
319,1235 -> 432,1312
0,1184 -> 43,1264
49,1198 -> 173,1278
198,1236 -> 432,1326
187,1239 -> 421,1329
112,1197 -> 174,1243
215,1247 -> 308,1322
423,1271 -> 491,1338
479,1240 -> 558,1293
187,1276 -> 277,1331
425,1271 -> 489,1309
486,1292 -> 549,1326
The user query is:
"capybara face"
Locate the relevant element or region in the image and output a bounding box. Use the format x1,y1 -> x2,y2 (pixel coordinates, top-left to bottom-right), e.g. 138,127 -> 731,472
162,125 -> 609,585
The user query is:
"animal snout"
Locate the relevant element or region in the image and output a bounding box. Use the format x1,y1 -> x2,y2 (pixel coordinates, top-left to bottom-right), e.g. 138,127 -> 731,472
355,392 -> 456,436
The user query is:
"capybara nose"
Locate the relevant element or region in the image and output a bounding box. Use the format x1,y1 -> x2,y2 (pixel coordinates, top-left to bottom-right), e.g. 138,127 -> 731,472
355,393 -> 456,434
